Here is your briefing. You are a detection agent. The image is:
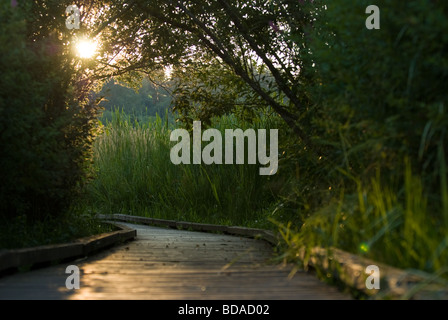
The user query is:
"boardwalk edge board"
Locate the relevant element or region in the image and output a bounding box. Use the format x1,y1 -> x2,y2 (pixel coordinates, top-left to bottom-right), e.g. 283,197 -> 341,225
0,222 -> 136,274
100,214 -> 448,300
98,213 -> 279,246
297,246 -> 448,300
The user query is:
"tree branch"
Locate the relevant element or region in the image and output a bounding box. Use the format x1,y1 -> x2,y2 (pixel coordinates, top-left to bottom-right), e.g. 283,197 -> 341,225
216,0 -> 302,111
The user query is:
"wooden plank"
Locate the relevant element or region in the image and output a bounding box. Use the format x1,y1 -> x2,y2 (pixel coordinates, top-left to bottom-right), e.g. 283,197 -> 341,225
297,246 -> 448,299
102,214 -> 279,245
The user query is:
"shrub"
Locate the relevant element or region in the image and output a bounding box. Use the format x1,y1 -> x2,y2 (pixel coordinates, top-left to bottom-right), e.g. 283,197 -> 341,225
0,2 -> 98,222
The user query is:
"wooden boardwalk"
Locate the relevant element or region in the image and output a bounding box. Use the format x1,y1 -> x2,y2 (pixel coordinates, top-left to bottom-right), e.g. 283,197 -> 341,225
0,223 -> 351,300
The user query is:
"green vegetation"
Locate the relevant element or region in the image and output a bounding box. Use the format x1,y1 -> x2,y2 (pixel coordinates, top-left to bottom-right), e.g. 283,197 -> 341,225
85,110 -> 279,229
85,0 -> 448,281
0,2 -> 103,247
98,77 -> 174,124
0,209 -> 114,250
272,0 -> 448,278
1,0 -> 447,294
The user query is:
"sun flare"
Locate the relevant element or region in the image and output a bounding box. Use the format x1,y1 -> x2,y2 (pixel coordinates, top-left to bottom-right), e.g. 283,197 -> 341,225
76,39 -> 97,59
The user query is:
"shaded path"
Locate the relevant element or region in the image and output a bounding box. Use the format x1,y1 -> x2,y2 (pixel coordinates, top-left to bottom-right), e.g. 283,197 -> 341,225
0,223 -> 350,299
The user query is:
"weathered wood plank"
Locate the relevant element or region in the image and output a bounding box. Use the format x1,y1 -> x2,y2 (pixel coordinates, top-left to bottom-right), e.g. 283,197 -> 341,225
101,214 -> 279,245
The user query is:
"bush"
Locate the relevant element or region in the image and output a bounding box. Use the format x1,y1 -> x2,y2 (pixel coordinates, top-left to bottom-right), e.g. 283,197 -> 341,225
306,0 -> 448,189
0,2 -> 98,222
272,0 -> 448,275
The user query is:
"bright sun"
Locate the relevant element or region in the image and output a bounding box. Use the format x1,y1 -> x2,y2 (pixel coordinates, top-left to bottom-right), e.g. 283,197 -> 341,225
76,39 -> 97,59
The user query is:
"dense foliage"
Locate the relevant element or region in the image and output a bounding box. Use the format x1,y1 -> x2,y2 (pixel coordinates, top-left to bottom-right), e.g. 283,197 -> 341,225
275,0 -> 448,273
89,0 -> 316,145
306,0 -> 448,187
1,0 -> 447,279
0,1 -> 99,222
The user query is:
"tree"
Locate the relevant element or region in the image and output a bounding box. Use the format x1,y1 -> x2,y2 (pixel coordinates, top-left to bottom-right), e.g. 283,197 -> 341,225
0,1 -> 101,221
90,0 -> 318,149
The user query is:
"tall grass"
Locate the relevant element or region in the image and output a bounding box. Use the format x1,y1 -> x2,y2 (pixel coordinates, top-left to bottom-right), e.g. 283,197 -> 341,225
275,154 -> 448,280
86,109 -> 448,283
85,110 -> 277,227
